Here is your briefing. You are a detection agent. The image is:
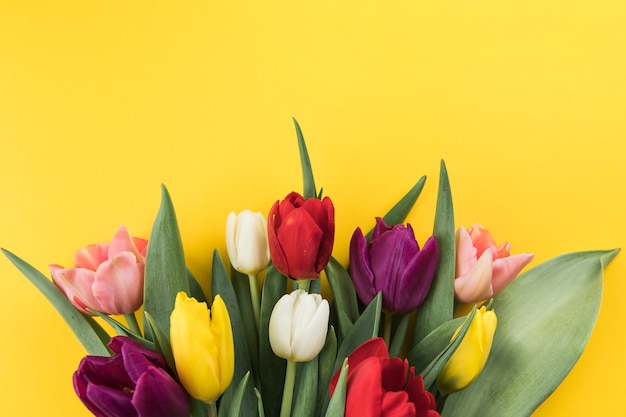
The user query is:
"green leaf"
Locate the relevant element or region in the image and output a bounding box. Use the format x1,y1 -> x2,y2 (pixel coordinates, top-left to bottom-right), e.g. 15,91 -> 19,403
211,251 -> 257,417
224,372 -> 253,417
293,357 -> 319,417
143,311 -> 176,372
406,316 -> 465,374
414,161 -> 454,345
420,306 -> 476,391
324,359 -> 348,417
231,268 -> 260,375
332,293 -> 382,374
316,327 -> 338,417
187,267 -> 207,303
389,313 -> 410,358
254,388 -> 266,417
293,118 -> 317,199
2,249 -> 110,355
442,249 -> 619,417
259,265 -> 288,417
325,257 -> 359,327
143,185 -> 189,341
364,175 -> 426,241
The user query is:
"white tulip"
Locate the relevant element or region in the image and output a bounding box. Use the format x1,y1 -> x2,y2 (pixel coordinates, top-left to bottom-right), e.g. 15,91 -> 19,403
269,289 -> 330,362
226,210 -> 270,275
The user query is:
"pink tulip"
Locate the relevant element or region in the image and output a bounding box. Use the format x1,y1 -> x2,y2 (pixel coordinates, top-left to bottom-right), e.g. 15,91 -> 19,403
49,226 -> 148,315
454,224 -> 534,304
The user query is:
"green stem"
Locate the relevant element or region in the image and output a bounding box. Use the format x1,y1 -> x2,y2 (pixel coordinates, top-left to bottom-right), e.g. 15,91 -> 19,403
383,311 -> 393,347
125,313 -> 142,336
296,279 -> 310,292
207,401 -> 217,417
248,273 -> 261,331
280,360 -> 297,417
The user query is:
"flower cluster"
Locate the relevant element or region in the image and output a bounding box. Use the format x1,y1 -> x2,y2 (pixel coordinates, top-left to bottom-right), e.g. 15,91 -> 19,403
4,121 -> 616,417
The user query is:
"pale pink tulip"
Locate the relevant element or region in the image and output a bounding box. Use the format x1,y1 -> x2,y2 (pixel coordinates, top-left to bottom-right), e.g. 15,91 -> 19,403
454,224 -> 534,303
49,226 -> 148,315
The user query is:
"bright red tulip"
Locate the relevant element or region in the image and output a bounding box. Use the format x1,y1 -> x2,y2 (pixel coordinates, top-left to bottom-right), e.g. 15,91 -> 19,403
329,338 -> 439,417
267,192 -> 334,279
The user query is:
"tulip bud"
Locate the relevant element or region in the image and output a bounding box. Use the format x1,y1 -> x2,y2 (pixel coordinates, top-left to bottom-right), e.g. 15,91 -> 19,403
170,292 -> 235,403
226,210 -> 270,275
350,218 -> 439,314
269,289 -> 330,362
73,336 -> 190,417
437,306 -> 498,394
49,225 -> 148,315
454,224 -> 534,303
267,192 -> 335,279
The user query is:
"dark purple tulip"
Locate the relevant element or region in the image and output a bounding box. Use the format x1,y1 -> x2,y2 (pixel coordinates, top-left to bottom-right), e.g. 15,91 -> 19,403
73,336 -> 190,417
350,218 -> 440,314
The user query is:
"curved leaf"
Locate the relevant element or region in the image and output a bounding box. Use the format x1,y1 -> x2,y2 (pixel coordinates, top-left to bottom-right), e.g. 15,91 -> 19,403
3,249 -> 110,355
442,249 -> 619,417
293,118 -> 317,199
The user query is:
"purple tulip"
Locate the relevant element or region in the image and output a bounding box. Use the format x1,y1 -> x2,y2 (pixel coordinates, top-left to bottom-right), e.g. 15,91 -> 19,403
73,336 -> 190,417
350,218 -> 440,314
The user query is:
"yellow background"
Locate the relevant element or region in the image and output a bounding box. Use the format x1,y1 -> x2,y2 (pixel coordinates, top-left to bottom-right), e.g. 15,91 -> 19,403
1,1 -> 624,415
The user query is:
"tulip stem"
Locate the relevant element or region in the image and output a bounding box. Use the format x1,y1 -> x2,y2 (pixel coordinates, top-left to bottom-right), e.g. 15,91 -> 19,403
383,312 -> 393,347
280,360 -> 297,417
296,279 -> 310,292
248,273 -> 261,331
125,313 -> 142,336
207,401 -> 218,417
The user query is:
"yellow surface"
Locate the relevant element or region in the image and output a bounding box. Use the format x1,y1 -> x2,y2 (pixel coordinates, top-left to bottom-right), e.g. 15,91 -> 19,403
0,1 -> 624,415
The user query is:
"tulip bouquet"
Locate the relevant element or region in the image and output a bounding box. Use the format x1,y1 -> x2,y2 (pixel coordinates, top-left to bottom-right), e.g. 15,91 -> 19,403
4,120 -> 619,417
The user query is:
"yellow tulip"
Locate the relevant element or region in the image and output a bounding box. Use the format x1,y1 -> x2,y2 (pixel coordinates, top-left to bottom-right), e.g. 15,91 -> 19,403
170,292 -> 235,403
437,306 -> 497,394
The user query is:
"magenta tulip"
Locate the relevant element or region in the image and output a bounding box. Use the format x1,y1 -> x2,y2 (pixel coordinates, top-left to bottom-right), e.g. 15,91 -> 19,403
350,218 -> 439,314
267,191 -> 335,279
73,336 -> 190,417
49,226 -> 148,315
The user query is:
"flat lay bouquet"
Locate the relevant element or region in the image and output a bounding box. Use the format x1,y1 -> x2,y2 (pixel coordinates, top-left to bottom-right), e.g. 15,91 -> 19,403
4,120 -> 618,417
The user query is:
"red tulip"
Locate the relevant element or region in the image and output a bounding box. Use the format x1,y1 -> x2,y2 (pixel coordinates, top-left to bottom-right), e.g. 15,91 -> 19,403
329,338 -> 439,417
267,192 -> 334,279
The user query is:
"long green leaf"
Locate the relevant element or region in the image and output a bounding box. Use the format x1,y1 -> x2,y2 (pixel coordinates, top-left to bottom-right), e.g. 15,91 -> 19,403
406,316 -> 465,373
364,175 -> 426,241
293,357 -> 318,417
325,257 -> 359,326
231,268 -> 260,376
332,293 -> 382,374
316,327 -> 338,417
259,265 -> 288,417
293,118 -> 317,199
143,185 -> 189,341
414,161 -> 454,344
442,249 -> 619,417
224,372 -> 252,417
3,249 -> 110,355
324,359 -> 348,417
212,251 -> 257,417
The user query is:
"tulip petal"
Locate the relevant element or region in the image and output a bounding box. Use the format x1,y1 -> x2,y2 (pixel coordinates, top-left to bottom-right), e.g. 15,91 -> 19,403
291,297 -> 330,362
170,293 -> 222,403
92,252 -> 144,315
455,227 -> 477,278
108,225 -> 146,262
394,235 -> 439,314
234,211 -> 270,275
313,197 -> 335,273
86,383 -> 136,417
50,265 -> 103,314
74,243 -> 109,270
267,200 -> 290,277
330,338 -> 389,393
269,292 -> 297,359
491,253 -> 535,295
132,367 -> 190,417
381,358 -> 409,391
372,217 -> 394,241
210,295 -> 235,391
345,357 -> 384,417
454,249 -> 494,304
467,223 -> 499,259
349,228 -> 378,306
405,371 -> 438,416
276,208 -> 323,278
381,390 -> 415,417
